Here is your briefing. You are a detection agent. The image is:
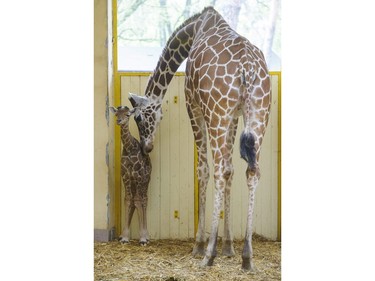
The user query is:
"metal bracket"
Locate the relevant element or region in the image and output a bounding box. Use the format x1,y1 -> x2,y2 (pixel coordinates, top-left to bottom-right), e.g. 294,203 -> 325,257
174,210 -> 179,219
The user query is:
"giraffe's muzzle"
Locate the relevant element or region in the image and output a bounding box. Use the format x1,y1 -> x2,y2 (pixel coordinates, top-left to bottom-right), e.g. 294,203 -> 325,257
142,142 -> 154,154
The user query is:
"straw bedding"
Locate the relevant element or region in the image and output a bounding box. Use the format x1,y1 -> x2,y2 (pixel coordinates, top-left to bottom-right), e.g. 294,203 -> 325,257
94,234 -> 281,281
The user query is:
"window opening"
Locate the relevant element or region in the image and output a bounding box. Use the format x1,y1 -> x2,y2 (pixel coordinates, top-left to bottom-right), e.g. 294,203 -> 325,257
117,0 -> 281,71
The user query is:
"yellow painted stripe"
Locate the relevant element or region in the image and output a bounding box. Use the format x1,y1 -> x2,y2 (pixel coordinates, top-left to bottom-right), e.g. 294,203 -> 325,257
112,0 -> 122,237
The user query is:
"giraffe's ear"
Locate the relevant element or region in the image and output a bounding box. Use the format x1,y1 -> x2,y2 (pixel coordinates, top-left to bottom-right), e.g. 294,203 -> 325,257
129,93 -> 149,108
128,108 -> 136,115
109,106 -> 117,114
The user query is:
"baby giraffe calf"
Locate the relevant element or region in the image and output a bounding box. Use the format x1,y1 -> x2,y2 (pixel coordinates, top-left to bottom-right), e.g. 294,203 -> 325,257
110,106 -> 152,245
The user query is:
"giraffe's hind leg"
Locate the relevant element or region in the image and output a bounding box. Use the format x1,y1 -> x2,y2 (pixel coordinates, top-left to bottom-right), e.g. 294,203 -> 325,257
139,195 -> 149,246
241,72 -> 271,270
242,166 -> 260,271
186,101 -> 209,256
133,198 -> 148,246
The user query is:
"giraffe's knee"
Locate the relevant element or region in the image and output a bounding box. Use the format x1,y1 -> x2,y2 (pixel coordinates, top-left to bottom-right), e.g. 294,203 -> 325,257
198,161 -> 210,182
213,163 -> 233,182
246,165 -> 260,179
133,198 -> 142,208
223,165 -> 234,181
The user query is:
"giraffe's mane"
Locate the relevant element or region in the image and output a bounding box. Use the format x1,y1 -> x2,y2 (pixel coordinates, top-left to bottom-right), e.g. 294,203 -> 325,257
163,6 -> 215,51
158,6 -> 216,68
146,6 -> 216,96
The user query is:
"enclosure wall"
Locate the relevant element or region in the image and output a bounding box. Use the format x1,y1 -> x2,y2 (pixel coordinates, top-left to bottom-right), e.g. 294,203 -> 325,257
94,0 -> 115,241
117,72 -> 281,241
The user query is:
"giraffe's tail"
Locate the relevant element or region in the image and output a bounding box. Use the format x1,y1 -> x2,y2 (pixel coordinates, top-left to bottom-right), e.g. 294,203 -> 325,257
238,47 -> 258,172
240,130 -> 257,172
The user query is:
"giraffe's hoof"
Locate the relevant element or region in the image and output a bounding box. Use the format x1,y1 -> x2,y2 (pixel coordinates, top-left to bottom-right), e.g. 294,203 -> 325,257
200,255 -> 215,267
222,240 -> 235,257
139,239 -> 149,246
192,241 -> 205,256
241,257 -> 255,272
118,237 -> 130,244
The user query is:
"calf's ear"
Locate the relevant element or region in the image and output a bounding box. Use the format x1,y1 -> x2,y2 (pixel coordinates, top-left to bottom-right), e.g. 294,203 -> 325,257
109,106 -> 117,114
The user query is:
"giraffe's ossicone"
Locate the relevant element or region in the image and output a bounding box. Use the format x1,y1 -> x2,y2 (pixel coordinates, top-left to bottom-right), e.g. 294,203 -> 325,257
129,7 -> 271,271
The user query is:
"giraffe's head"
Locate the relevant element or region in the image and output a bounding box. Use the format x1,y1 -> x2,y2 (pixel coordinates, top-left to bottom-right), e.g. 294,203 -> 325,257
109,105 -> 134,125
129,93 -> 163,154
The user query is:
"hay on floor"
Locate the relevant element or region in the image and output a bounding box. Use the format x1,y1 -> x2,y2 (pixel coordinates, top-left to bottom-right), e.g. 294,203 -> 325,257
94,235 -> 281,281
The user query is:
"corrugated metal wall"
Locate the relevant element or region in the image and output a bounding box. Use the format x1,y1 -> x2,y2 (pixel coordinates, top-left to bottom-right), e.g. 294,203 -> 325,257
119,73 -> 280,241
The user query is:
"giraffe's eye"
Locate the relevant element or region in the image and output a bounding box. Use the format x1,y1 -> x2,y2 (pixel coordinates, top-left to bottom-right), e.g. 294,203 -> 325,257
135,114 -> 143,123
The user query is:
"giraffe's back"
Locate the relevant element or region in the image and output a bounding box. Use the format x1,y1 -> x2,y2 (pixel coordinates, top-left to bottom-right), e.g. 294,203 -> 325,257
185,10 -> 271,123
185,26 -> 249,118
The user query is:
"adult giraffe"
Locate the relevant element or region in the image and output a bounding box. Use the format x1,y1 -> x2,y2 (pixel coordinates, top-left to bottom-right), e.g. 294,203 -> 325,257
128,6 -> 271,271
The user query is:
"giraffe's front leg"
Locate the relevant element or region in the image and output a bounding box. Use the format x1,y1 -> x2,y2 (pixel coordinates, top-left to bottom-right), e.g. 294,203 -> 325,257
222,185 -> 235,257
192,153 -> 209,256
119,198 -> 135,244
186,102 -> 209,257
222,120 -> 237,257
202,120 -> 236,266
201,173 -> 225,267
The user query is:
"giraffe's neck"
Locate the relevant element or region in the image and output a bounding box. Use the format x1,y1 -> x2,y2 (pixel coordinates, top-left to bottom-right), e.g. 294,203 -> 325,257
145,7 -> 220,101
120,123 -> 136,154
145,25 -> 195,100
